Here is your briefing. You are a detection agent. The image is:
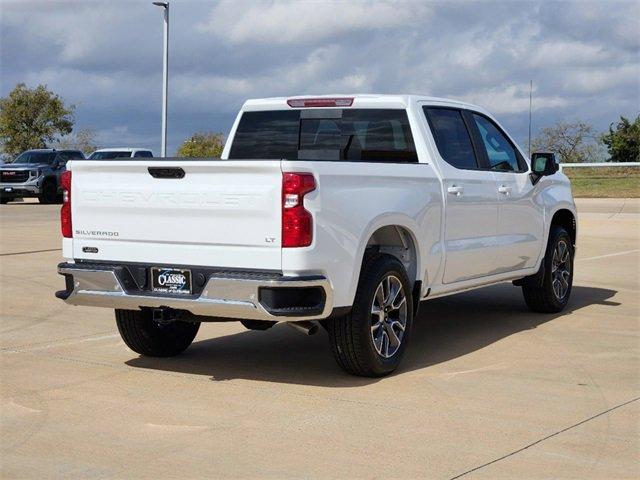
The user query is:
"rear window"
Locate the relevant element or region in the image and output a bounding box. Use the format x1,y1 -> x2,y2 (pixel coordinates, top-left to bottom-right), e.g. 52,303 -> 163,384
65,151 -> 85,160
133,151 -> 153,158
229,109 -> 417,162
88,151 -> 132,160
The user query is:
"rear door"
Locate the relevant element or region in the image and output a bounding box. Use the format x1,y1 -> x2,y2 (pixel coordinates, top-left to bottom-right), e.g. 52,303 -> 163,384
468,112 -> 544,272
70,160 -> 283,270
423,106 -> 500,284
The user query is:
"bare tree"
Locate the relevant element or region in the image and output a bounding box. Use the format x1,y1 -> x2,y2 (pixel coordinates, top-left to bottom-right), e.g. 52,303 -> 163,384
531,120 -> 603,163
56,128 -> 99,155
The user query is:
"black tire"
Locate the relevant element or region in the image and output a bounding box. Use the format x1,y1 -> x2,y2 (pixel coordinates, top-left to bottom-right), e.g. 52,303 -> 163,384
38,179 -> 58,204
522,225 -> 574,313
0,197 -> 11,204
327,254 -> 414,377
115,309 -> 200,357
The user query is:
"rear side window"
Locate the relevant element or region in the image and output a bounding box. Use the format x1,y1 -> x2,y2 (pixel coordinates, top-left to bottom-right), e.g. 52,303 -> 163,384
423,107 -> 478,170
229,109 -> 417,162
472,114 -> 525,172
134,151 -> 153,158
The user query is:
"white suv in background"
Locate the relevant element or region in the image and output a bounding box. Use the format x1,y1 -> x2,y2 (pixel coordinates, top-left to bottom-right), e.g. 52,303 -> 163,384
88,148 -> 154,159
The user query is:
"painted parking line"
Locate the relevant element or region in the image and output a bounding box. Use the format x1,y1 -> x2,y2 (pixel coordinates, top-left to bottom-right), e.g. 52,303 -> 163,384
579,249 -> 639,262
0,248 -> 61,257
3,333 -> 120,353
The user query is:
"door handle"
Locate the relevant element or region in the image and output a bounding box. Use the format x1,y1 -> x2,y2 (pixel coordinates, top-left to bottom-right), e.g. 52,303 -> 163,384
498,185 -> 512,195
447,185 -> 464,196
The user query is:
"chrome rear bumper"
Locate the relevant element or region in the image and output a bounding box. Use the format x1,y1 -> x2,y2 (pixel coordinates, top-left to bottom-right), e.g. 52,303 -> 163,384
57,263 -> 333,321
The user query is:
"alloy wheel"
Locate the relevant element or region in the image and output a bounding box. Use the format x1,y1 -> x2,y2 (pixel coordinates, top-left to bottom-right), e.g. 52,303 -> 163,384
370,275 -> 408,358
551,239 -> 571,300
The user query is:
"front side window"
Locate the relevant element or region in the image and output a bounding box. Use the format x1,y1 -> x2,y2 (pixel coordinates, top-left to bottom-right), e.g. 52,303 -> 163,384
424,107 -> 478,169
472,114 -> 524,172
229,109 -> 417,162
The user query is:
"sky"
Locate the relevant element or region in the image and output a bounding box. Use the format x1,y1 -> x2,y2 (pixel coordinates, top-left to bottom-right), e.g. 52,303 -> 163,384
1,0 -> 639,155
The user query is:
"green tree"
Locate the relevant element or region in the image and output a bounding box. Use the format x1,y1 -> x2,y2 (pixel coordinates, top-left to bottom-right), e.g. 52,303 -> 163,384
0,83 -> 75,157
56,128 -> 100,156
531,120 -> 602,163
601,115 -> 640,162
177,132 -> 225,158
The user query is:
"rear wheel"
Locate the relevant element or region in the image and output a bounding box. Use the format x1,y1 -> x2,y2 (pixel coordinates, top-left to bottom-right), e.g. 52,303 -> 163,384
115,309 -> 200,357
522,226 -> 574,313
327,254 -> 413,377
38,180 -> 58,204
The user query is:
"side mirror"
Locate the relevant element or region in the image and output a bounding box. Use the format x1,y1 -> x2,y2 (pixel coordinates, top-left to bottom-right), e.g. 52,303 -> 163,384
530,152 -> 559,185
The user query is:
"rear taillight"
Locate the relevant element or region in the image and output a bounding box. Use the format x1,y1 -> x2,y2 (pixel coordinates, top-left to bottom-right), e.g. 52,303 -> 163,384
60,170 -> 72,238
282,172 -> 315,248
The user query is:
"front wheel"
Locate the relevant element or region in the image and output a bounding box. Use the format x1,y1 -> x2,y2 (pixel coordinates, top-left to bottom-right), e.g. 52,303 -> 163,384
522,225 -> 574,313
327,254 -> 413,377
115,309 -> 200,357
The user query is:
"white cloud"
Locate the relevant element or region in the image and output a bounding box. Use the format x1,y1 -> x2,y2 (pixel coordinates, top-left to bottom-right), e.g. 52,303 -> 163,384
528,41 -> 610,68
462,85 -> 569,115
2,0 -> 638,153
560,64 -> 640,94
197,0 -> 431,44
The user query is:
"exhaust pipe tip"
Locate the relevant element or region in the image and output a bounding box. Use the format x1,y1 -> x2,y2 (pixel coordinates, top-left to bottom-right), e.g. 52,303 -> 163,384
287,321 -> 319,336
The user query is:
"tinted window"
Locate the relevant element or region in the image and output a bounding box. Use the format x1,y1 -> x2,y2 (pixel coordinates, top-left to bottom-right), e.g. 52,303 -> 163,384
472,114 -> 523,172
134,151 -> 153,158
88,151 -> 132,159
229,111 -> 299,159
229,109 -> 417,162
67,151 -> 85,159
424,108 -> 477,169
12,151 -> 56,164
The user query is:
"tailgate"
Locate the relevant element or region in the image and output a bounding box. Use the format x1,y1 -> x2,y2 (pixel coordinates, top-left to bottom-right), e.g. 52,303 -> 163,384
69,160 -> 282,270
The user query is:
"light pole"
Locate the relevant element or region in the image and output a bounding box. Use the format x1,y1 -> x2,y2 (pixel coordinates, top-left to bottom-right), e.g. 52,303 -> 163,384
153,1 -> 169,157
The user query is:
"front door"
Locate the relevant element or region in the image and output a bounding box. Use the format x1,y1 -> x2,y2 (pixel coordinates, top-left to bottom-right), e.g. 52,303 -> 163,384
423,107 -> 500,284
468,112 -> 544,273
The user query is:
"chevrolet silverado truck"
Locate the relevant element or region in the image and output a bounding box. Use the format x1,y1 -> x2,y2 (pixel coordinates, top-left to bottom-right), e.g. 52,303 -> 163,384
1,149 -> 85,204
55,95 -> 576,377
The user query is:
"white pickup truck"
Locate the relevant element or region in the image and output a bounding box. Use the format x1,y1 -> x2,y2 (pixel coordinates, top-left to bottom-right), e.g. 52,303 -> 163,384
56,95 -> 577,377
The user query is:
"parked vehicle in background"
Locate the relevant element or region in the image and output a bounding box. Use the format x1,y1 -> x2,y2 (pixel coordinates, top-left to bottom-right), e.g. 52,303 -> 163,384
0,149 -> 85,204
88,148 -> 154,159
56,95 -> 576,377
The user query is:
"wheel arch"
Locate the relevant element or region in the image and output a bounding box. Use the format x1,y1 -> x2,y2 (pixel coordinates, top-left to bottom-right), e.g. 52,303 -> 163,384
351,216 -> 423,314
550,208 -> 577,246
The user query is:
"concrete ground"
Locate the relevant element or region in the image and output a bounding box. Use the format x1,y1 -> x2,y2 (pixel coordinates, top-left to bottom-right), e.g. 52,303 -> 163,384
1,198 -> 638,479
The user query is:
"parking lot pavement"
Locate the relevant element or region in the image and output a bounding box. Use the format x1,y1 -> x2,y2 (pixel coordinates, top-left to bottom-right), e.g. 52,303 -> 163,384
1,199 -> 638,479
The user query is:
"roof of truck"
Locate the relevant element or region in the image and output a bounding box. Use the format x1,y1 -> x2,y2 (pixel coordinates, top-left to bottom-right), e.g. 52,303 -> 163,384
242,94 -> 487,113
